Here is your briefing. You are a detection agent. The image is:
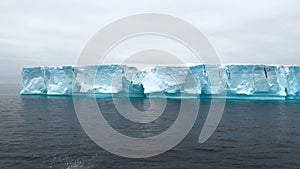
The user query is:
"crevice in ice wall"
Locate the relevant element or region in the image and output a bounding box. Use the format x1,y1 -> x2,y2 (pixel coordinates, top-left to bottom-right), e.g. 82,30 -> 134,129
264,67 -> 268,79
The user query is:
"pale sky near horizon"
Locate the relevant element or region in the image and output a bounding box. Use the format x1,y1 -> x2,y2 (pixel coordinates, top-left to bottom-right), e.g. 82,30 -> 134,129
0,0 -> 300,83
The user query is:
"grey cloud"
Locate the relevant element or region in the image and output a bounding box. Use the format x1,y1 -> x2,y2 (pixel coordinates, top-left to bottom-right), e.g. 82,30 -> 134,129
0,0 -> 299,83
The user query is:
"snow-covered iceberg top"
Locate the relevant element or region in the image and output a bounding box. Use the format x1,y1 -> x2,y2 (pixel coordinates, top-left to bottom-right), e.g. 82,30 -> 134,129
20,65 -> 300,100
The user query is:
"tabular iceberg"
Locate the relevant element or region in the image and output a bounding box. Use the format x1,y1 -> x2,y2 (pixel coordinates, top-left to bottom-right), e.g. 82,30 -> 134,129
20,64 -> 300,100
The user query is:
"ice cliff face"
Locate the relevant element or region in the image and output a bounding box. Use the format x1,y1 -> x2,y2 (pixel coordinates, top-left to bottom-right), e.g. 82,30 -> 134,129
73,65 -> 124,94
20,65 -> 300,99
46,66 -> 73,95
135,66 -> 189,94
21,67 -> 47,94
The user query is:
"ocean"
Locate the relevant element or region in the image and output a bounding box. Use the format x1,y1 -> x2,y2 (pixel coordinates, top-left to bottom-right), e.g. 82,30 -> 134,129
0,84 -> 300,169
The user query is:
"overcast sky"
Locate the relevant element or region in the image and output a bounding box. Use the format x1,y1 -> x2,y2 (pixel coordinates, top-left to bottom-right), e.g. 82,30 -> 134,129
0,0 -> 300,83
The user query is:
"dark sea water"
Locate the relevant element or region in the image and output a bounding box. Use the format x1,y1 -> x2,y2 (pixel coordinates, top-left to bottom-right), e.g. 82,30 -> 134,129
0,84 -> 300,169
